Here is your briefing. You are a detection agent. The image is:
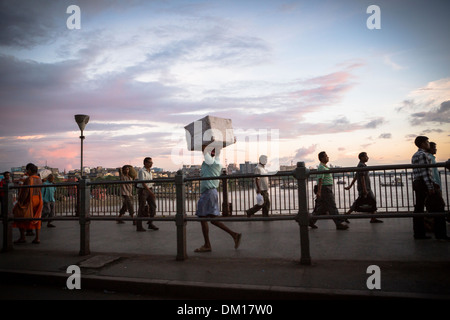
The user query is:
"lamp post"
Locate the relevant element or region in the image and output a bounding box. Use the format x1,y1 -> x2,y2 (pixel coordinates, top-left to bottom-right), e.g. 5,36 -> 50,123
74,114 -> 90,178
74,114 -> 90,256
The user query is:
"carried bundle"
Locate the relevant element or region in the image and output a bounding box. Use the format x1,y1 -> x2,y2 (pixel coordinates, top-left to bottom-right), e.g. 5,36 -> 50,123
184,115 -> 235,151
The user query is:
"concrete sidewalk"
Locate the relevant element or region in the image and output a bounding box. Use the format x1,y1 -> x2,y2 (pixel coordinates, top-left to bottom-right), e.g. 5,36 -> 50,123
1,217 -> 449,299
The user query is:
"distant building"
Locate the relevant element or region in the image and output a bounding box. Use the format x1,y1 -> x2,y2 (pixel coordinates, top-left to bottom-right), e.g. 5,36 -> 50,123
11,166 -> 25,183
280,165 -> 296,172
182,165 -> 201,177
227,163 -> 239,174
239,161 -> 257,174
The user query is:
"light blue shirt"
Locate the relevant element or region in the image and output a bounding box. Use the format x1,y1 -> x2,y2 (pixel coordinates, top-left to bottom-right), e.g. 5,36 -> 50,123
200,151 -> 222,193
42,181 -> 56,203
429,154 -> 441,188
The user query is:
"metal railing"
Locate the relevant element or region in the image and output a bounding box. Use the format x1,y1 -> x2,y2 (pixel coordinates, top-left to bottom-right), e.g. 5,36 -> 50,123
2,161 -> 449,264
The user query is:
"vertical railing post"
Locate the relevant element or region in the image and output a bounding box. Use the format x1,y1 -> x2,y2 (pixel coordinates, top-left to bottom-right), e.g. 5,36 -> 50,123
221,169 -> 230,216
2,182 -> 14,252
294,161 -> 311,265
175,170 -> 187,261
79,178 -> 91,256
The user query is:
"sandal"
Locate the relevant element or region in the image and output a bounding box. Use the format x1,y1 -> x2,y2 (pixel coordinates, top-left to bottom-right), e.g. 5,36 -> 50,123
14,239 -> 26,244
234,233 -> 242,249
32,239 -> 40,244
194,246 -> 211,253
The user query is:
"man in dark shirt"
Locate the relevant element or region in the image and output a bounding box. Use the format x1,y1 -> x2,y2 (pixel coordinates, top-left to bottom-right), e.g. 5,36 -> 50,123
345,152 -> 382,223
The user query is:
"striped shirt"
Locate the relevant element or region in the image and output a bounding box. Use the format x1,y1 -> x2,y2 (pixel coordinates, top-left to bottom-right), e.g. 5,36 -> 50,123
411,148 -> 435,191
120,175 -> 134,196
317,163 -> 333,186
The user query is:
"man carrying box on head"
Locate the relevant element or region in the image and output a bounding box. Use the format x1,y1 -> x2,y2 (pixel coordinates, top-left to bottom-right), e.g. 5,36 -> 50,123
194,144 -> 241,253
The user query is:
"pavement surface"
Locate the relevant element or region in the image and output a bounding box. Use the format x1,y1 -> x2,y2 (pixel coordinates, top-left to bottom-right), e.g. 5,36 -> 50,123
0,215 -> 449,300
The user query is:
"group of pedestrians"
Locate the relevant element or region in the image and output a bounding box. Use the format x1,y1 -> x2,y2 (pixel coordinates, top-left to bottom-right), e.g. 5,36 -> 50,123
4,163 -> 56,245
116,151 -> 242,253
116,159 -> 158,231
244,150 -> 380,231
4,135 -> 448,248
243,138 -> 448,241
309,151 -> 383,230
117,138 -> 448,249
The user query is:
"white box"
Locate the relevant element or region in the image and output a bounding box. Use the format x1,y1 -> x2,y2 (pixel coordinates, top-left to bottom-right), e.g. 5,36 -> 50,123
184,115 -> 235,151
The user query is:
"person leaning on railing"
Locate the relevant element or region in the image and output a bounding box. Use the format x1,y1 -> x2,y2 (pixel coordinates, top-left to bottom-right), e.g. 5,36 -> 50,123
411,136 -> 449,240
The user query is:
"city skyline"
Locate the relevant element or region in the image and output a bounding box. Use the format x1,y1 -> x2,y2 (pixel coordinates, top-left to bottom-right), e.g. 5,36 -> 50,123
1,0 -> 449,173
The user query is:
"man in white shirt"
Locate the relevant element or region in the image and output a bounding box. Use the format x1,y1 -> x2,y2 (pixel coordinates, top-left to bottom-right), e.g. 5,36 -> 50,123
136,157 -> 158,231
246,155 -> 271,217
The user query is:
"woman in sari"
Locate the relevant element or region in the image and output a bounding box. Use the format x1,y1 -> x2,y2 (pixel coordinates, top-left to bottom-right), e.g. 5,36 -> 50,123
13,163 -> 44,244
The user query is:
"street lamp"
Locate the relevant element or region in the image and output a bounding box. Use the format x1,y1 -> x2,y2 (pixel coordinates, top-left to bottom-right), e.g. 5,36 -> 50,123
74,114 -> 90,178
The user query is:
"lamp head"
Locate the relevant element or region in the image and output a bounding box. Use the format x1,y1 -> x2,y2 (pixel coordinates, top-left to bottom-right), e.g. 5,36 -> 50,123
75,114 -> 90,131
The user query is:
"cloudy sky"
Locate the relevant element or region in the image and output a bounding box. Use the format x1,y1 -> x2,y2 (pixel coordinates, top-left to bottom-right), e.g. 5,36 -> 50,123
0,0 -> 449,173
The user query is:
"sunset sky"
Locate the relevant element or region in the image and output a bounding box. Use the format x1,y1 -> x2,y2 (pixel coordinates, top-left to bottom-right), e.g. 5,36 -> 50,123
1,0 -> 449,173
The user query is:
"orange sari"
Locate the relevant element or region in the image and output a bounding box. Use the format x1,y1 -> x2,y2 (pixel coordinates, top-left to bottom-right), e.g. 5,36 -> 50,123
13,175 -> 43,230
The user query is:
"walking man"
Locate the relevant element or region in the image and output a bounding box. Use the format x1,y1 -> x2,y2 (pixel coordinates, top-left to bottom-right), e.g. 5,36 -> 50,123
310,151 -> 348,230
136,157 -> 158,231
42,174 -> 57,228
344,152 -> 382,223
194,146 -> 242,253
246,155 -> 271,217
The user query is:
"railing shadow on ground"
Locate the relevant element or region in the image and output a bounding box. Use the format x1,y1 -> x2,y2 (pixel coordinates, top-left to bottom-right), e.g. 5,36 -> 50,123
2,161 -> 449,265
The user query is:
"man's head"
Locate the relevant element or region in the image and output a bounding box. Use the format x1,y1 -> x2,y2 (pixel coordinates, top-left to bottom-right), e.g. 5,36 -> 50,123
358,152 -> 369,163
25,163 -> 38,175
143,157 -> 153,168
202,144 -> 216,157
429,142 -> 437,155
414,136 -> 430,150
318,151 -> 328,164
259,155 -> 268,166
3,171 -> 10,180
